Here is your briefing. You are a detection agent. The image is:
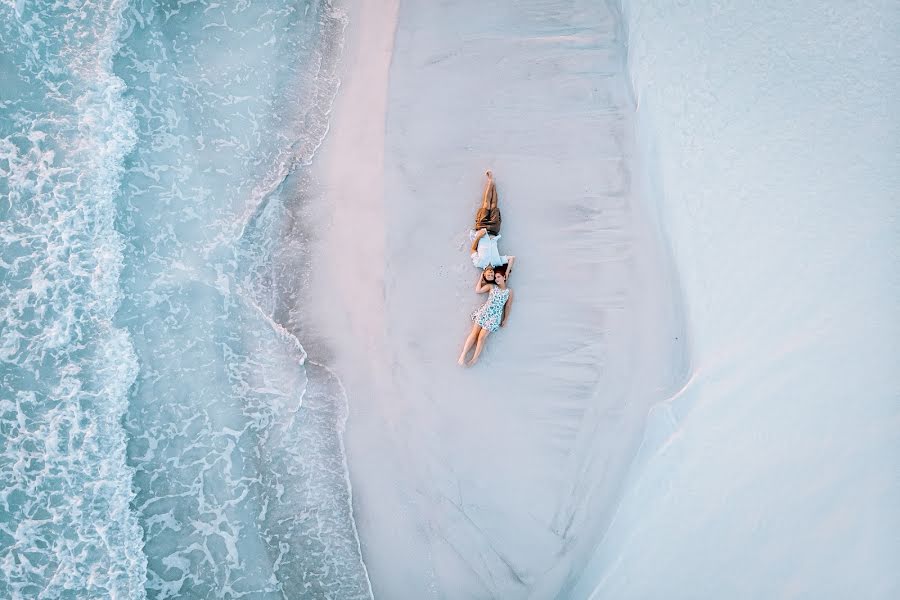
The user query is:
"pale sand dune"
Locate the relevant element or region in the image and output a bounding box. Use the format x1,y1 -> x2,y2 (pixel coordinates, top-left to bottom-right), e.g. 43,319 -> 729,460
308,0 -> 684,597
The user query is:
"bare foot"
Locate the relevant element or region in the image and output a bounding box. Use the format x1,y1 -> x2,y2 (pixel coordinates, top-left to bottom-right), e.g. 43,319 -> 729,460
467,357 -> 479,367
485,169 -> 493,179
458,355 -> 467,366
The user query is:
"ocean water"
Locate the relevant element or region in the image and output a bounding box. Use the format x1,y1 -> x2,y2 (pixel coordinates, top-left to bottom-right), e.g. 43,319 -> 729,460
1,1 -> 371,598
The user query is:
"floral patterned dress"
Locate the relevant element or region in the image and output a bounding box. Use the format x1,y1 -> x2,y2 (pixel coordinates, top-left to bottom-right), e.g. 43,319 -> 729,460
472,285 -> 510,332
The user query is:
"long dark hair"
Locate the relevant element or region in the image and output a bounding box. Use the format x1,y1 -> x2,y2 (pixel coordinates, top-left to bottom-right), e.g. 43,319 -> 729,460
488,264 -> 509,288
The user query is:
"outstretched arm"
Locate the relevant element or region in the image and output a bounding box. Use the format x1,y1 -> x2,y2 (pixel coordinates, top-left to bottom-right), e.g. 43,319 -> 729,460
501,290 -> 514,326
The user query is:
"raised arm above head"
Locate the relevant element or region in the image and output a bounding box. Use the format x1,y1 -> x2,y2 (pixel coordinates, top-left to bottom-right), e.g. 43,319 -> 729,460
475,272 -> 492,293
504,256 -> 516,279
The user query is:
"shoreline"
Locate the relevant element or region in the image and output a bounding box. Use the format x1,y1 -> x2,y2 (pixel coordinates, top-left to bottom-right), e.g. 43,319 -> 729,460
304,0 -> 684,597
301,0 -> 412,595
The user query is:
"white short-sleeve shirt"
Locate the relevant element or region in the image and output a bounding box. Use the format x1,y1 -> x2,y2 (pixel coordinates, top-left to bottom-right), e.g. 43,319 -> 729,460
470,231 -> 510,268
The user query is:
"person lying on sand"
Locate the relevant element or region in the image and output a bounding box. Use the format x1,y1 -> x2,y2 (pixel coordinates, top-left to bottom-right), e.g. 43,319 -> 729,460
458,270 -> 514,366
478,261 -> 515,287
471,171 -> 515,272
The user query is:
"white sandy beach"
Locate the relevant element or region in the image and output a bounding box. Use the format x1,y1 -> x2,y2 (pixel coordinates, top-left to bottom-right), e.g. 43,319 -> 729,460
306,0 -> 683,597
4,0 -> 894,596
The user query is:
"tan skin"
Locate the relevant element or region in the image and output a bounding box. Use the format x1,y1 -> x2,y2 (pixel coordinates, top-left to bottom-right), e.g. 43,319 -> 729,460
482,265 -> 495,283
457,272 -> 514,367
471,171 -> 496,252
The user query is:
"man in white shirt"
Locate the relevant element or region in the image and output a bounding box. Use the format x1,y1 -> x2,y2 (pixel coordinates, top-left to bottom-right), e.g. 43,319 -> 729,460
470,171 -> 516,273
470,228 -> 513,268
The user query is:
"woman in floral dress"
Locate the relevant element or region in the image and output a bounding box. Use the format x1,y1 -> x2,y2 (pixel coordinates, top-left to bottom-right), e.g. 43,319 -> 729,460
458,271 -> 514,366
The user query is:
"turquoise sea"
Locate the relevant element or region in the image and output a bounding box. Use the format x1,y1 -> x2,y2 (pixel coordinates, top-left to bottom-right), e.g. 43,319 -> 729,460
0,0 -> 370,597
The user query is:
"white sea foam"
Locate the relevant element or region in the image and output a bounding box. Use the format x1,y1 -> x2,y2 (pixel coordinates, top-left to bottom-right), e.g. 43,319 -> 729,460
3,0 -> 375,596
105,0 -> 373,596
0,0 -> 146,597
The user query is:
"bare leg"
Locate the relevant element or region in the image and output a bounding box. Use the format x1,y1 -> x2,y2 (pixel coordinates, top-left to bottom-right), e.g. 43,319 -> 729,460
458,324 -> 481,365
467,328 -> 491,366
480,171 -> 494,209
489,180 -> 498,211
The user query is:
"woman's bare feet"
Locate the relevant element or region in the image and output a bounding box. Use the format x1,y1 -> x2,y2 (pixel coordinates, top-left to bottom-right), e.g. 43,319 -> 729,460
485,169 -> 493,180
467,357 -> 479,367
